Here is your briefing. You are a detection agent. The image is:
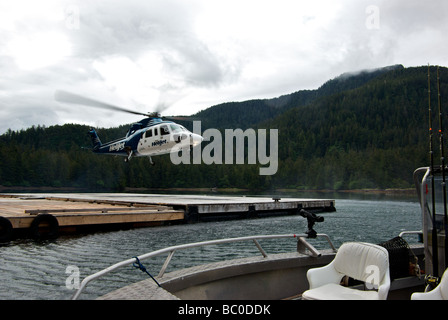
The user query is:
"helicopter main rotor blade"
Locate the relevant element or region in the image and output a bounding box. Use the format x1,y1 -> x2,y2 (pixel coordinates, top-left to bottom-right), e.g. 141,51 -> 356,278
54,90 -> 149,117
163,115 -> 198,121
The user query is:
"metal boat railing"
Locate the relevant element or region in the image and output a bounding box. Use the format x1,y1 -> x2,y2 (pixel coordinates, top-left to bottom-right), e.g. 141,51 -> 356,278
71,233 -> 336,300
399,231 -> 423,238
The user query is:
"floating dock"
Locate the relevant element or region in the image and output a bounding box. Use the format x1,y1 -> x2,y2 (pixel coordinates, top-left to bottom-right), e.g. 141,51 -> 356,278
0,193 -> 335,241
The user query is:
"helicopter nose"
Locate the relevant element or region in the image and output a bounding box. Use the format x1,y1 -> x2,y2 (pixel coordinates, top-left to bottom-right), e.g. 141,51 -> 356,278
190,133 -> 203,147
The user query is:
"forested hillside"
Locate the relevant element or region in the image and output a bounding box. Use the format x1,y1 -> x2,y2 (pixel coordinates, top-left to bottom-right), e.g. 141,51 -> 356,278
1,65 -> 446,192
263,66 -> 448,190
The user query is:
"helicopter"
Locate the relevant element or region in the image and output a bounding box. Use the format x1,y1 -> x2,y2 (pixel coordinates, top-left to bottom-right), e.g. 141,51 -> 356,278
54,90 -> 203,165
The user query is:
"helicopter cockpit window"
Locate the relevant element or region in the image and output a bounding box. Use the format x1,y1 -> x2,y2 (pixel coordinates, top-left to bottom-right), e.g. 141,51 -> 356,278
145,129 -> 152,138
161,125 -> 169,136
170,124 -> 184,133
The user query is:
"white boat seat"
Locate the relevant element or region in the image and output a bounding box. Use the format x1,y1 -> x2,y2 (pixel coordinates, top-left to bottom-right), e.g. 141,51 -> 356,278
302,242 -> 391,300
411,268 -> 448,300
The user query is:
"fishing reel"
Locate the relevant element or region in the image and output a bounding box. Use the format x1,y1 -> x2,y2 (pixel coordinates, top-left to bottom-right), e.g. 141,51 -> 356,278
299,209 -> 324,238
424,274 -> 440,291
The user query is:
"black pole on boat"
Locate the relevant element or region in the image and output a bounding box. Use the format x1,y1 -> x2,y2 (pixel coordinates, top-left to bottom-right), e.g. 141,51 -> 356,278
429,64 -> 439,277
437,66 -> 448,269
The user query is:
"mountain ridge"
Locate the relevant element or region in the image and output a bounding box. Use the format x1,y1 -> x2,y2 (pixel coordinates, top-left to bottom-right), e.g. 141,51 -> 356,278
194,64 -> 405,130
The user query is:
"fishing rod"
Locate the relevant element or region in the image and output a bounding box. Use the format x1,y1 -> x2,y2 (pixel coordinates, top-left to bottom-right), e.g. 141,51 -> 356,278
437,66 -> 448,269
428,64 -> 439,277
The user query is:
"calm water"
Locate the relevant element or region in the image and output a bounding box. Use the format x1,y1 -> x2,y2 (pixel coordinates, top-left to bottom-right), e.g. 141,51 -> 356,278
0,195 -> 422,300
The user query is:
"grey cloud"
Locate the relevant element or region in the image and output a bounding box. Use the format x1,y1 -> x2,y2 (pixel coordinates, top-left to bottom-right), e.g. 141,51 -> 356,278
1,0 -> 448,134
69,0 -> 231,88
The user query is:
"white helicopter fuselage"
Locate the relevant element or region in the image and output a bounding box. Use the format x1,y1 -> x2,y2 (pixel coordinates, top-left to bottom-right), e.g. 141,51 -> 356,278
90,120 -> 203,164
137,122 -> 202,157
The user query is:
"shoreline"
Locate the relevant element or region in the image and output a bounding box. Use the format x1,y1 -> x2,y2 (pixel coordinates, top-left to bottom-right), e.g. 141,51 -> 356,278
0,185 -> 416,196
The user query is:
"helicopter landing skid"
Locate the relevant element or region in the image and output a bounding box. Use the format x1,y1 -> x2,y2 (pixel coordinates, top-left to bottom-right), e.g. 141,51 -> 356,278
125,150 -> 133,162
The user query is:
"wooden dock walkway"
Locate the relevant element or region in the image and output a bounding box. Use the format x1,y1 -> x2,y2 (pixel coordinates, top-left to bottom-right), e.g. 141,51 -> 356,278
0,193 -> 335,242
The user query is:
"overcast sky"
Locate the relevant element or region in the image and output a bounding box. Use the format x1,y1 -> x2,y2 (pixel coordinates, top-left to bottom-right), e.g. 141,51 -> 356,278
1,0 -> 448,134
